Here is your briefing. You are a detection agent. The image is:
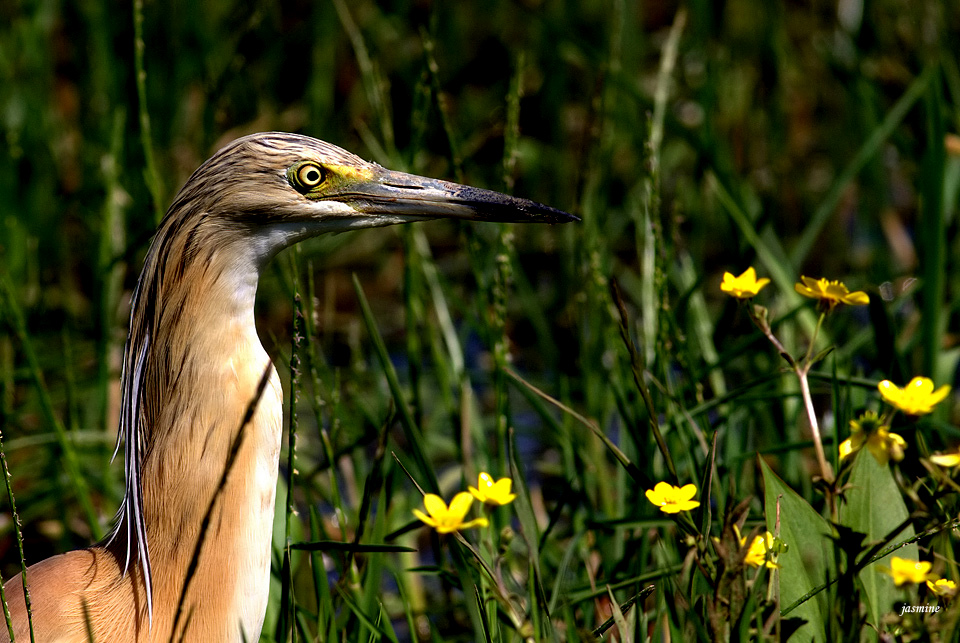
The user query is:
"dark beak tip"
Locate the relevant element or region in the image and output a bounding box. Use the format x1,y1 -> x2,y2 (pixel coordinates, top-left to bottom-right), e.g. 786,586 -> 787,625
542,209 -> 580,225
517,202 -> 578,225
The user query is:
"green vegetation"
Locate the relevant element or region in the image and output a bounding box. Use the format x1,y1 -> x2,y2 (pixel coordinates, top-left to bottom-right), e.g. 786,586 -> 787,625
2,0 -> 960,640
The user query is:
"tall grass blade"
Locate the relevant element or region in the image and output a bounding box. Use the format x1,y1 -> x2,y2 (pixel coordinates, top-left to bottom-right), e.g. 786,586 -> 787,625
610,279 -> 677,483
132,0 -> 163,224
351,275 -> 439,494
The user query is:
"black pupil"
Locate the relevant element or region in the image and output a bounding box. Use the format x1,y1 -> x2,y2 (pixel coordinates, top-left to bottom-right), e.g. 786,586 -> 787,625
304,168 -> 320,183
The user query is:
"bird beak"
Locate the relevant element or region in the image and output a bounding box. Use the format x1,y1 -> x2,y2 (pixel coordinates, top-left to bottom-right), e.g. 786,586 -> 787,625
332,167 -> 578,225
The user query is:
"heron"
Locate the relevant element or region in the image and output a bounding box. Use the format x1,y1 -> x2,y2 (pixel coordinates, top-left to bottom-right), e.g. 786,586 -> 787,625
1,132 -> 574,642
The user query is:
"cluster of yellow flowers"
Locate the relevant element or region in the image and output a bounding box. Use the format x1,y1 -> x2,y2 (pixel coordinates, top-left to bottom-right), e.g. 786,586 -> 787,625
722,268 -> 955,467
413,472 -> 516,534
881,557 -> 958,598
840,376 -> 952,465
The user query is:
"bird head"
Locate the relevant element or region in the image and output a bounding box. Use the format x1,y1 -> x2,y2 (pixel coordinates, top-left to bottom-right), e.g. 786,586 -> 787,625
164,132 -> 576,264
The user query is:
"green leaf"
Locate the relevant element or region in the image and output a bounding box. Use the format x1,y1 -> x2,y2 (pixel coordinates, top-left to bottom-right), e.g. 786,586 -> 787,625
840,450 -> 918,629
761,457 -> 834,643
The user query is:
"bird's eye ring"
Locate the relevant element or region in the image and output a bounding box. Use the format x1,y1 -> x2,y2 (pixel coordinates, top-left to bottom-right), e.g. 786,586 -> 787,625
291,163 -> 326,192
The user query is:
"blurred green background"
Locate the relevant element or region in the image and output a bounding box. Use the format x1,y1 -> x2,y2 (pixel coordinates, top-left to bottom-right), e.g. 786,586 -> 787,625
2,0 -> 960,639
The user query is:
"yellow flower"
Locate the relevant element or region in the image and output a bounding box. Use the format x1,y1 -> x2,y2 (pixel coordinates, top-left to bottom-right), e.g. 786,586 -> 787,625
737,527 -> 781,569
413,492 -> 489,534
839,411 -> 906,465
720,267 -> 770,299
929,450 -> 960,468
645,482 -> 700,514
468,472 -> 517,506
927,578 -> 958,598
794,276 -> 870,310
880,557 -> 934,587
878,377 -> 951,416
838,439 -> 854,460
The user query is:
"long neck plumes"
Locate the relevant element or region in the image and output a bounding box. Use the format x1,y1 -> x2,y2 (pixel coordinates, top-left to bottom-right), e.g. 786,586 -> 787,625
110,201 -> 285,638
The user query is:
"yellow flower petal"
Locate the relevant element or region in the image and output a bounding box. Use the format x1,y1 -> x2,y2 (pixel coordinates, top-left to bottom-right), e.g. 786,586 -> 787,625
423,494 -> 447,517
843,290 -> 870,305
447,492 -> 475,520
928,578 -> 958,598
491,478 -> 515,499
839,438 -> 854,460
930,452 -> 960,467
677,483 -> 698,501
886,432 -> 907,463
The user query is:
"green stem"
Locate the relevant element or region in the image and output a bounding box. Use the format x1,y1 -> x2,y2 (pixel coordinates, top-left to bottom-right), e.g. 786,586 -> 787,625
801,312 -> 826,366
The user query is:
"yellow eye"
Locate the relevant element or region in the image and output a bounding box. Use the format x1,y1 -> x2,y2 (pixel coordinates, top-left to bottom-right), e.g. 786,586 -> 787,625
294,163 -> 325,190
